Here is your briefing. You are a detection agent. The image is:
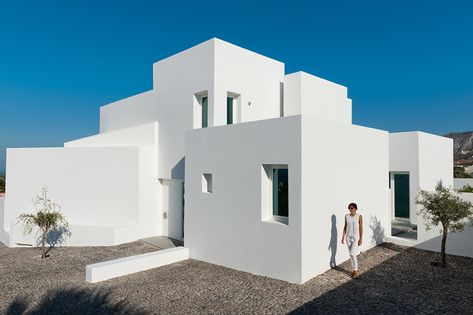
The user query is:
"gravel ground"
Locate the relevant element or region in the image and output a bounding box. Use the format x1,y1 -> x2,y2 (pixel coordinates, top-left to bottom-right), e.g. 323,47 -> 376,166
1,242 -> 472,314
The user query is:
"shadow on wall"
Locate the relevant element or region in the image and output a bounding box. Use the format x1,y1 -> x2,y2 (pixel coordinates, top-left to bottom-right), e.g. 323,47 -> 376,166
289,244 -> 473,314
328,214 -> 337,268
171,157 -> 185,180
370,215 -> 385,246
44,226 -> 71,248
6,288 -> 145,315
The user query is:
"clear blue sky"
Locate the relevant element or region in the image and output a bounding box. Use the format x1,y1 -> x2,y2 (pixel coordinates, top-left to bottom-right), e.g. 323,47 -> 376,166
1,1 -> 472,174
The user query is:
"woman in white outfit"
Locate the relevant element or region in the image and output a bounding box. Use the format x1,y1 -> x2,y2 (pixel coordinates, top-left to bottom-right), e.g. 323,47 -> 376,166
341,202 -> 363,278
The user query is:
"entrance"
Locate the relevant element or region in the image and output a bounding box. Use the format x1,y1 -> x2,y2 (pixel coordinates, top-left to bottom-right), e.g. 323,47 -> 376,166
160,179 -> 184,241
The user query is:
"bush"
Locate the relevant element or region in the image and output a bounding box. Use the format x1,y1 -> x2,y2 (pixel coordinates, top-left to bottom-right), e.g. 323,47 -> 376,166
0,174 -> 5,193
458,184 -> 473,193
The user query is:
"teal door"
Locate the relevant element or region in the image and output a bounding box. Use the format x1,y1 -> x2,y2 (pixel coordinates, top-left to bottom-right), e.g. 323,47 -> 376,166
394,174 -> 410,219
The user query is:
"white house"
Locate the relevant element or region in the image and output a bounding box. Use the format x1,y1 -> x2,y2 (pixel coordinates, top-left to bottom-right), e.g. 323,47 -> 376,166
1,38 -> 470,283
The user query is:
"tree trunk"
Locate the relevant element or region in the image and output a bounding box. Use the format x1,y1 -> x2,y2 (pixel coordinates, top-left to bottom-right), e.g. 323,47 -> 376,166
441,230 -> 448,268
41,236 -> 46,258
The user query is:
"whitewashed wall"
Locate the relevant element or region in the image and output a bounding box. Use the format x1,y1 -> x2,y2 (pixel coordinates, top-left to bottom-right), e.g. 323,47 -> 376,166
301,116 -> 389,283
213,39 -> 284,125
3,145 -> 159,246
389,132 -> 420,224
284,72 -> 352,124
100,91 -> 157,133
185,116 -> 302,283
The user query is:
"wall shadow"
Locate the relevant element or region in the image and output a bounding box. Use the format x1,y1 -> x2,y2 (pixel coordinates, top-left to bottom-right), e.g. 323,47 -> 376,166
328,214 -> 337,268
171,157 -> 185,180
369,215 -> 385,245
289,244 -> 473,314
6,288 -> 145,315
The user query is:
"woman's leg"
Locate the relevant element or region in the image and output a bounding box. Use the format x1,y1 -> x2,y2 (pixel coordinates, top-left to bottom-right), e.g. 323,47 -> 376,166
348,240 -> 359,271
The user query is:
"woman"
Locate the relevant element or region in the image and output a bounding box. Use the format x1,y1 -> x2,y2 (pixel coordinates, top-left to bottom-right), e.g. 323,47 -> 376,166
341,202 -> 363,278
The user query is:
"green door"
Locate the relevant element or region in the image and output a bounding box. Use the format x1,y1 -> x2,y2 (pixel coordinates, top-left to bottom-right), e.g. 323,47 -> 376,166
394,174 -> 410,219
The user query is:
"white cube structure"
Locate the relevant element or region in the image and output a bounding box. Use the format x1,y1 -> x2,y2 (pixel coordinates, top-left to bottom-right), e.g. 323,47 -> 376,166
1,38 -> 465,283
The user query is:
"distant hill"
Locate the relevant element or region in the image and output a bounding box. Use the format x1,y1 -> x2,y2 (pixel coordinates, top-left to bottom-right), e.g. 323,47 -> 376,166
444,130 -> 473,165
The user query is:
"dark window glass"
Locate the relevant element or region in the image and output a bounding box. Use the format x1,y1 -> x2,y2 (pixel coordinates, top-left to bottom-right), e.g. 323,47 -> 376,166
227,97 -> 233,125
202,96 -> 208,128
272,168 -> 288,217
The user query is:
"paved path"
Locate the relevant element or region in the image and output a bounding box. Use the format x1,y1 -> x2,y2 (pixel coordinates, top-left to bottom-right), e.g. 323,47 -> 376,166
1,242 -> 472,314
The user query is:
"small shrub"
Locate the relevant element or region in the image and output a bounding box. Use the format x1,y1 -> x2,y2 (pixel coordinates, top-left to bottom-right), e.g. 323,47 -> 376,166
458,184 -> 473,193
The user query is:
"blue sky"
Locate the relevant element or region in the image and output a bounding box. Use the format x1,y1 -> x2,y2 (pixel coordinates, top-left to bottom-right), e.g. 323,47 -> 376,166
0,1 -> 472,174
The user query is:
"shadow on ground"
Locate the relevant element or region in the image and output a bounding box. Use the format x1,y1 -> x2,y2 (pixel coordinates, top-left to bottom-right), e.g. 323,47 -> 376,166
290,244 -> 473,314
6,288 -> 145,315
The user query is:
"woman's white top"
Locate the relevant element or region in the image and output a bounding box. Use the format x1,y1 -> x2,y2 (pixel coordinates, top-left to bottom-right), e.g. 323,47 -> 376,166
345,213 -> 360,241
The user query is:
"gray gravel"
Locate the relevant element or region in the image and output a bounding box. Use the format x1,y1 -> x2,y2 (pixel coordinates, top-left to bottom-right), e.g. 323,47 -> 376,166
1,242 -> 472,314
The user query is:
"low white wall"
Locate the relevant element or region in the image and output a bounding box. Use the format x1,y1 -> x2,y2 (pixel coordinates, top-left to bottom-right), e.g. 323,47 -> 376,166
454,178 -> 473,190
4,146 -> 160,246
301,116 -> 389,283
86,247 -> 189,283
185,116 -> 302,283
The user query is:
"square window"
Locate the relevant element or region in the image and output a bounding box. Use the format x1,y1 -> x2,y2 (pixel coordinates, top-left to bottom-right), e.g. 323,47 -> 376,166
202,173 -> 212,193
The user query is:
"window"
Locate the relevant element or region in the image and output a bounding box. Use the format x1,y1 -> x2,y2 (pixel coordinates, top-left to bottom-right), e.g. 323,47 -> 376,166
227,92 -> 241,124
272,168 -> 288,219
202,173 -> 212,193
193,91 -> 208,129
227,97 -> 233,125
262,164 -> 288,225
202,96 -> 208,128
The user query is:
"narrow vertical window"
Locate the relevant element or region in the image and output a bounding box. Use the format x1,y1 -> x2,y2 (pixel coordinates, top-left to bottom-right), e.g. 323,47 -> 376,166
272,168 -> 288,218
227,97 -> 233,125
202,96 -> 208,128
202,173 -> 212,193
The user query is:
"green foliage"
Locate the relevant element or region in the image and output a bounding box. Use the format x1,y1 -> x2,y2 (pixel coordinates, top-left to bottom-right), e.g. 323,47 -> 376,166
0,174 -> 5,193
17,188 -> 69,258
416,181 -> 473,267
417,181 -> 473,233
454,166 -> 472,178
458,184 -> 473,193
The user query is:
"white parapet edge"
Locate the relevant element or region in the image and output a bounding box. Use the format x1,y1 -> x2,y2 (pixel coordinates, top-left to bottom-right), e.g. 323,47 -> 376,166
86,246 -> 189,283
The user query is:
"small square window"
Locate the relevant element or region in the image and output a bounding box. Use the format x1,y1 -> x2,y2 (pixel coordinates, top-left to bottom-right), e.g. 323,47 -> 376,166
202,173 -> 212,193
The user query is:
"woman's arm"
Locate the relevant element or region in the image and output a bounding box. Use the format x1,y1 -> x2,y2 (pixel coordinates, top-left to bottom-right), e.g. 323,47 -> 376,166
341,216 -> 347,244
358,215 -> 363,245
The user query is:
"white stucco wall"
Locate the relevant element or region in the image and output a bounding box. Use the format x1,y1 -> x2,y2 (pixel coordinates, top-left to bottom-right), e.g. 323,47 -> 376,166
213,39 -> 284,125
301,116 -> 389,283
66,122 -> 158,148
3,146 -> 160,246
389,132 -> 421,224
284,72 -> 352,124
185,116 -> 302,283
100,90 -> 157,133
389,132 -> 473,257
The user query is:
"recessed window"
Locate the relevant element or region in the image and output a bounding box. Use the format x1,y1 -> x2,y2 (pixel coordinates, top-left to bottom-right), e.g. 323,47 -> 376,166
202,173 -> 212,193
262,165 -> 288,225
227,92 -> 241,124
193,91 -> 208,129
227,97 -> 233,125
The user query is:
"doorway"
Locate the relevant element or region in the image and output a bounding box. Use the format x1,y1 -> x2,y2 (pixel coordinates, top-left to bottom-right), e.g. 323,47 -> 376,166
160,179 -> 184,241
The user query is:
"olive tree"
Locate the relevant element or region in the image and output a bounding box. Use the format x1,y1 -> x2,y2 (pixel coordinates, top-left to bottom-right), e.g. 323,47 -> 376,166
18,188 -> 69,258
416,181 -> 473,268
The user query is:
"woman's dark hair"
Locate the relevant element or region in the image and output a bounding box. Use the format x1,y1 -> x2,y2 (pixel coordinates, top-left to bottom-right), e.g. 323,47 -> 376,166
348,202 -> 357,210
